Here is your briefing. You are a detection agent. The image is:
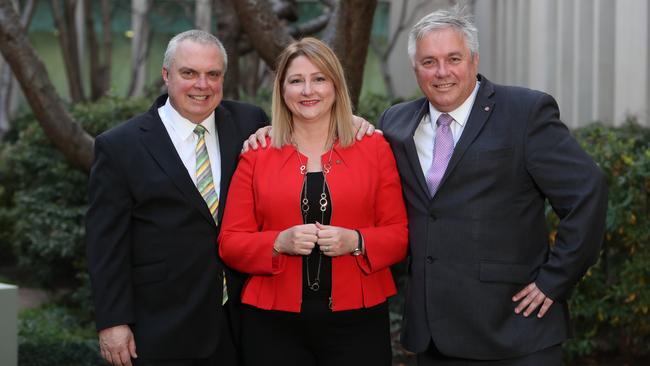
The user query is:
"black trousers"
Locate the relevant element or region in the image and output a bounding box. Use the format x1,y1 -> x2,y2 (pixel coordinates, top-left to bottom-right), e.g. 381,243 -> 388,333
240,299 -> 392,366
133,306 -> 238,366
417,343 -> 563,366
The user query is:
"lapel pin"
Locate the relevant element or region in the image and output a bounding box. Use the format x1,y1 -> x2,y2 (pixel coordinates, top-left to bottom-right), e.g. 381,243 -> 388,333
336,159 -> 341,164
484,106 -> 490,111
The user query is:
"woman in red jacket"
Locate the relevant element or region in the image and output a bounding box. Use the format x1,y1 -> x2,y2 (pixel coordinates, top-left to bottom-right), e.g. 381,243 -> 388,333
218,37 -> 408,366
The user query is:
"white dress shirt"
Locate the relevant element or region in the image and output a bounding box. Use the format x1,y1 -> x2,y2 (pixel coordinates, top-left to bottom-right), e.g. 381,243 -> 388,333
158,98 -> 221,198
413,81 -> 481,176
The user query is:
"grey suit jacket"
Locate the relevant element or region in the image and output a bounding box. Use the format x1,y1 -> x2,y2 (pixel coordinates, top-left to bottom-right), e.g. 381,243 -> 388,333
379,75 -> 607,360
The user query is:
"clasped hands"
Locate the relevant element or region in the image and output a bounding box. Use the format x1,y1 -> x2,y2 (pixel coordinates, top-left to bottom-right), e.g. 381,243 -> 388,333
274,223 -> 358,257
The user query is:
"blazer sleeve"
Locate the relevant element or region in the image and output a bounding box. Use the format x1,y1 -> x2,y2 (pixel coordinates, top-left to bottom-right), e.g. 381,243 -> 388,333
218,150 -> 285,275
524,93 -> 608,302
356,135 -> 409,274
85,134 -> 135,331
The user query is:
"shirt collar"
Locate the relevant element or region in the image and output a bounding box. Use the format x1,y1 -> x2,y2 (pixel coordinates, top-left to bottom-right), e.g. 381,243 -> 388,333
427,80 -> 481,127
162,97 -> 216,141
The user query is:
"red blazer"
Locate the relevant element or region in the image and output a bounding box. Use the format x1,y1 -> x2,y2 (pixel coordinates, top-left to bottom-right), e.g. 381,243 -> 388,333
219,133 -> 408,312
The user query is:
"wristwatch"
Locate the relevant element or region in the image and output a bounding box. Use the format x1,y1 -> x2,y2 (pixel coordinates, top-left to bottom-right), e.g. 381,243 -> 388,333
352,229 -> 363,256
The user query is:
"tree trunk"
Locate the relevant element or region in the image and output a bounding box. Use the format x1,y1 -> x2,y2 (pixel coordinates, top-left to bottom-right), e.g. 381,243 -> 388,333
217,0 -> 240,100
323,0 -> 377,107
74,0 -> 84,72
128,0 -> 151,97
241,52 -> 262,98
232,0 -> 375,108
0,61 -> 15,139
51,0 -> 86,102
371,41 -> 395,99
0,0 -> 35,140
0,0 -> 94,171
85,0 -> 112,101
195,0 -> 211,31
370,0 -> 430,100
230,0 -> 293,71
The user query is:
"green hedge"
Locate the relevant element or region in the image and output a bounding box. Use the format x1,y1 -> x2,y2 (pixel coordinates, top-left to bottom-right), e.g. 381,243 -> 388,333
560,121 -> 650,360
0,95 -> 151,319
1,94 -> 649,362
19,305 -> 107,366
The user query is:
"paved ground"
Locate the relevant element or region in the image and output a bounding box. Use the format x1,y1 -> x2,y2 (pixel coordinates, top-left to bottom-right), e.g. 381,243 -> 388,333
1,265 -> 52,310
17,288 -> 49,310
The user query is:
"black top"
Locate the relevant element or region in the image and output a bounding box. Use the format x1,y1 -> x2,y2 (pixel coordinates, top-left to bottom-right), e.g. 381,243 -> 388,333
301,172 -> 332,302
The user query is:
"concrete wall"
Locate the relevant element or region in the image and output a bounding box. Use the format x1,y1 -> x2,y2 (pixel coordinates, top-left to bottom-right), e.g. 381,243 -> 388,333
0,283 -> 18,366
475,0 -> 649,128
388,0 -> 650,128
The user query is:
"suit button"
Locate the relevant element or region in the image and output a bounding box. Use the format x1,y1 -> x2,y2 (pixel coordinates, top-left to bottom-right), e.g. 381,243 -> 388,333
430,214 -> 437,220
426,256 -> 434,264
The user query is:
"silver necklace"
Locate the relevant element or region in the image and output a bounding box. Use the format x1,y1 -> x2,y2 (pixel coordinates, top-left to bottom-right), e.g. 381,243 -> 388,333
295,143 -> 334,292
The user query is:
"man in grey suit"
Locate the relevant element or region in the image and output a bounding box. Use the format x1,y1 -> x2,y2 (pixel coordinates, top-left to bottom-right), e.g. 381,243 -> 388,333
378,7 -> 608,365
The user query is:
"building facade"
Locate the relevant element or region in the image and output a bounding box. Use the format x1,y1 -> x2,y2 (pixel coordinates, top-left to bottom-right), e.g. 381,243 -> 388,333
387,0 -> 649,127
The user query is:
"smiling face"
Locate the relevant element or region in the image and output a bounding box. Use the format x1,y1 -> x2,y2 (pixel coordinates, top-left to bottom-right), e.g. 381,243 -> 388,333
162,40 -> 224,123
282,55 -> 335,126
413,27 -> 479,112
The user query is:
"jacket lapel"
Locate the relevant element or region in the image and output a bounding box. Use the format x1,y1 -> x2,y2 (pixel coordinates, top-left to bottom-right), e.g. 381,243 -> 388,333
139,97 -> 215,226
437,76 -> 495,193
399,98 -> 432,201
215,105 -> 239,226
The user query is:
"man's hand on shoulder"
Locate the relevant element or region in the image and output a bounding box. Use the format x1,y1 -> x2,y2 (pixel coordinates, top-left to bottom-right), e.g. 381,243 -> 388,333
352,115 -> 382,140
512,282 -> 554,318
242,126 -> 272,153
241,115 -> 382,152
99,324 -> 137,366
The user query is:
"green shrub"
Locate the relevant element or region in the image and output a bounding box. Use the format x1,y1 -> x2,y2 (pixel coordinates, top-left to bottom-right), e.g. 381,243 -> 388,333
239,88 -> 272,118
560,120 -> 650,360
0,95 -> 151,318
356,92 -> 406,125
19,305 -> 106,366
3,92 -> 649,363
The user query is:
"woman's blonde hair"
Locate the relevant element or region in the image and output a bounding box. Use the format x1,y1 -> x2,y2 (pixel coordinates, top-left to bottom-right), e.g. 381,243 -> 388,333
270,37 -> 355,148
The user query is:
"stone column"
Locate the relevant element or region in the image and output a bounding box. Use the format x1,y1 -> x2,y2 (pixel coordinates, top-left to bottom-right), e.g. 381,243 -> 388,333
0,283 -> 18,366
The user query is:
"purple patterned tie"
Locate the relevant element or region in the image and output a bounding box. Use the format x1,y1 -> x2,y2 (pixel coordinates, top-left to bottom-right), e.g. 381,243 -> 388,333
425,113 -> 454,196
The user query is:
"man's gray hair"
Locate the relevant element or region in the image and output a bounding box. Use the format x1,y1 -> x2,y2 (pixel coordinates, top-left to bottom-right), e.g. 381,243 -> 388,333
407,4 -> 478,65
162,29 -> 228,72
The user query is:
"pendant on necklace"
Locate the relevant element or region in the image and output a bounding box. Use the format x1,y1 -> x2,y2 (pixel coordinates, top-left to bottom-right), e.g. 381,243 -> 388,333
309,281 -> 320,291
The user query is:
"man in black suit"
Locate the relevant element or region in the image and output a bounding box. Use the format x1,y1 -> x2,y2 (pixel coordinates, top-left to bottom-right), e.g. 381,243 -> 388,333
86,30 -> 268,366
379,7 -> 608,365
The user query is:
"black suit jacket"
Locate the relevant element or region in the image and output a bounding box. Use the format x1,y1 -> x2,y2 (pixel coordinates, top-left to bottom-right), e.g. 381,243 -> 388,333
379,75 -> 608,359
86,94 -> 268,359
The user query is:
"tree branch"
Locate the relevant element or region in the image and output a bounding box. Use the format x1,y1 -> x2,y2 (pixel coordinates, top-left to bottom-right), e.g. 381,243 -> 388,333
230,0 -> 294,70
288,11 -> 331,38
322,0 -> 377,107
128,0 -> 152,97
51,0 -> 85,102
270,0 -> 297,22
0,0 -> 35,139
0,0 -> 94,171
